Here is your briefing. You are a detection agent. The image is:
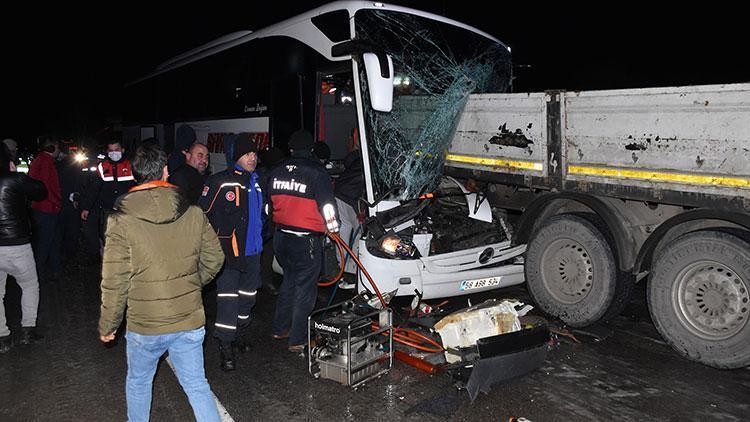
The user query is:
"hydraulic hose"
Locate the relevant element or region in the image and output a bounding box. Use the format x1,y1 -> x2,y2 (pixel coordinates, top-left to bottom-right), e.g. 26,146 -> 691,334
325,226 -> 362,307
371,323 -> 444,353
326,232 -> 387,308
322,231 -> 444,353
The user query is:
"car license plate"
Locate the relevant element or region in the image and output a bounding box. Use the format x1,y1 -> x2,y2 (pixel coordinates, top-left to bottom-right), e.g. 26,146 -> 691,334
459,276 -> 502,291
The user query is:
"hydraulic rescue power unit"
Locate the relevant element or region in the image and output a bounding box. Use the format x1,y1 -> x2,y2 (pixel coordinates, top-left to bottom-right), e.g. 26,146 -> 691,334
308,302 -> 393,387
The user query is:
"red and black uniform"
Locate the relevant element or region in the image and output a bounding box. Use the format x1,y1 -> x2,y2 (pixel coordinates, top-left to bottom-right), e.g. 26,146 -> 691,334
266,154 -> 338,234
81,159 -> 136,213
80,158 -> 136,252
266,150 -> 339,347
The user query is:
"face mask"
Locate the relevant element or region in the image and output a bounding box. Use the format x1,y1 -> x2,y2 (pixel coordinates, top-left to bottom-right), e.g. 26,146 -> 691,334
108,151 -> 122,162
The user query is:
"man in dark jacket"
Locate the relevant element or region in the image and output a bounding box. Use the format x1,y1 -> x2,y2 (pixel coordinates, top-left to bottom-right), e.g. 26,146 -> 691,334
56,152 -> 84,259
334,128 -> 365,281
98,145 -> 224,421
266,130 -> 339,353
169,142 -> 209,205
80,140 -> 136,254
200,133 -> 264,371
0,144 -> 47,352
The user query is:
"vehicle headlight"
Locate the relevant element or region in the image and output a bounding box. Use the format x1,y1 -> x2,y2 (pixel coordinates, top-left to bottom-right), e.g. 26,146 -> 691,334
379,234 -> 416,258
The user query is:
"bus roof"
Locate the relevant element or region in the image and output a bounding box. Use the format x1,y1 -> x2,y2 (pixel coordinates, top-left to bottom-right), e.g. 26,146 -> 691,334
128,1 -> 510,86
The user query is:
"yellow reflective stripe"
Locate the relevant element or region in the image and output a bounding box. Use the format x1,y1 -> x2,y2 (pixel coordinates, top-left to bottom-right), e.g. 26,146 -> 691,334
569,165 -> 750,188
445,154 -> 543,171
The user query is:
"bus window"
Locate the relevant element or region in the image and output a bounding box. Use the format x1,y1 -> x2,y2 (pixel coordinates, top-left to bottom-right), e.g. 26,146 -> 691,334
311,10 -> 351,43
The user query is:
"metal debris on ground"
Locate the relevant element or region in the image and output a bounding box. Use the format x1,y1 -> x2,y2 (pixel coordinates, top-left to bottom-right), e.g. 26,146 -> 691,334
434,299 -> 531,363
572,324 -> 614,342
549,325 -> 581,344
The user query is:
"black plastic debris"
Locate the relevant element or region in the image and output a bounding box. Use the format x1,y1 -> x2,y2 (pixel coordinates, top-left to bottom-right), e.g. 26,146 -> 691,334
465,344 -> 548,401
449,325 -> 550,401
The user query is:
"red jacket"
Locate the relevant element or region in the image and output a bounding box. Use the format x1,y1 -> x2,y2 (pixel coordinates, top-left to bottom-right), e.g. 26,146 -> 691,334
29,152 -> 61,214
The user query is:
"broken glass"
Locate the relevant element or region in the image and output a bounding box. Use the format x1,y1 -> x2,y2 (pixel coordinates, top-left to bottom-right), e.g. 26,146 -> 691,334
355,10 -> 512,200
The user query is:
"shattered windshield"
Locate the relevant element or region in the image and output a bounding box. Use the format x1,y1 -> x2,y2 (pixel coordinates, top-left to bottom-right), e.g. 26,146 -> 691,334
355,10 -> 512,200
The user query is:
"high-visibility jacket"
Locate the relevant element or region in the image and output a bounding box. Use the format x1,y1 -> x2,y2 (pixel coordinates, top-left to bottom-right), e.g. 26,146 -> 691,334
200,165 -> 264,270
81,158 -> 136,212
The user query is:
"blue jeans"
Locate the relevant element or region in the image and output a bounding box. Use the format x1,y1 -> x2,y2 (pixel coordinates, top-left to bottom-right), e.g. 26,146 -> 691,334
272,231 -> 322,346
126,327 -> 220,422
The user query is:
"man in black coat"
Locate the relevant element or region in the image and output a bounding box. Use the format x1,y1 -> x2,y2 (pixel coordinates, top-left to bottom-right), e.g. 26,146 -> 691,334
0,144 -> 47,352
169,142 -> 210,205
333,128 -> 365,285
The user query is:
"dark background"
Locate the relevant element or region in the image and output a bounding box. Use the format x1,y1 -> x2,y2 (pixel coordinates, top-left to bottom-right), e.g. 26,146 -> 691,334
2,2 -> 747,148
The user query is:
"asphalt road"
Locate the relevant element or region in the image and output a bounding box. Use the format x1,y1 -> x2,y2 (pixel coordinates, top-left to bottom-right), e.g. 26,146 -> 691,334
1,255 -> 749,421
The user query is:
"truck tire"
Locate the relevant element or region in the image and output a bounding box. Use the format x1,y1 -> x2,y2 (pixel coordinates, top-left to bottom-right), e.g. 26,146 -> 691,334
601,272 -> 635,322
525,214 -> 617,327
648,231 -> 750,368
572,212 -> 635,323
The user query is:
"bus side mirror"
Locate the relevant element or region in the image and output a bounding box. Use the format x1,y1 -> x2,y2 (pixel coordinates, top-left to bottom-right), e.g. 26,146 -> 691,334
363,52 -> 393,112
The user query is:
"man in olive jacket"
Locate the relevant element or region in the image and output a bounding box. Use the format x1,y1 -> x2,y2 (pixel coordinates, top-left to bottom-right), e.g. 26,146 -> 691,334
98,145 -> 224,422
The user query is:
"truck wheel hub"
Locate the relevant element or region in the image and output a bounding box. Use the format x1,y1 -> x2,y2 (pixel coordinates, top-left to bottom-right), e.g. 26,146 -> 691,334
675,261 -> 749,340
541,240 -> 593,304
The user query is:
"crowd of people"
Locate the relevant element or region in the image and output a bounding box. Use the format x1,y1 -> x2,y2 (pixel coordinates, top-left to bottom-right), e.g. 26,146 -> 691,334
1,129 -> 363,421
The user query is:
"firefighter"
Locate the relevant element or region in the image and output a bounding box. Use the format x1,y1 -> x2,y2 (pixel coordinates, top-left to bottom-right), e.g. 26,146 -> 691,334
199,134 -> 264,371
266,130 -> 339,353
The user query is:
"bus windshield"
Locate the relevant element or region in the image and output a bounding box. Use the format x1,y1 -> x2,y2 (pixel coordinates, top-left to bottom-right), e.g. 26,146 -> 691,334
355,9 -> 512,200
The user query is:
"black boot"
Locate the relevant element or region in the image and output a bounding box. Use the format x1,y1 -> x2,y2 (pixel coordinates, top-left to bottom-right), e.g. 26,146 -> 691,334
219,343 -> 236,372
263,282 -> 280,296
0,336 -> 11,353
19,327 -> 43,345
232,337 -> 252,353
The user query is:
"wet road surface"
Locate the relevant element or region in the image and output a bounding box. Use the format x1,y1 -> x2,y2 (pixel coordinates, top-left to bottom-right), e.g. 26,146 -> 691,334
1,256 -> 749,421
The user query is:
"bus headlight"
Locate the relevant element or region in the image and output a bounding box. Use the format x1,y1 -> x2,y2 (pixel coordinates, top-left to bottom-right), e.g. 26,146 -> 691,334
379,234 -> 416,258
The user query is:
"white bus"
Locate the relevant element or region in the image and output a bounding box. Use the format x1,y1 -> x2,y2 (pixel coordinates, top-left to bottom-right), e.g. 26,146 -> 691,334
123,1 -> 525,299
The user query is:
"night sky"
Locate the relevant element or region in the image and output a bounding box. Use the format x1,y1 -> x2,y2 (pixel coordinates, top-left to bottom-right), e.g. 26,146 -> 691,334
3,2 -> 747,148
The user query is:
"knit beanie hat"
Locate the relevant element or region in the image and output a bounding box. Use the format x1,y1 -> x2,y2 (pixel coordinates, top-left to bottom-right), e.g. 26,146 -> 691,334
288,130 -> 314,150
233,133 -> 258,161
